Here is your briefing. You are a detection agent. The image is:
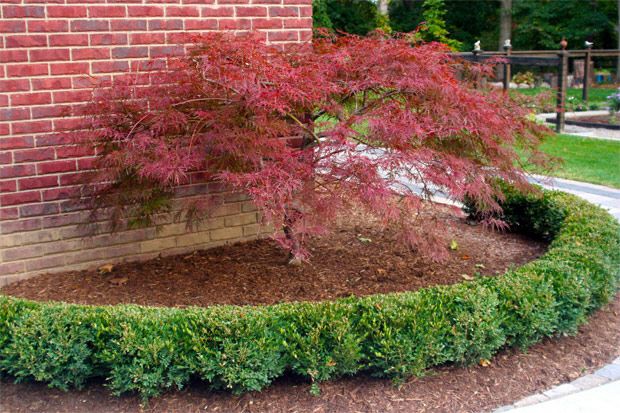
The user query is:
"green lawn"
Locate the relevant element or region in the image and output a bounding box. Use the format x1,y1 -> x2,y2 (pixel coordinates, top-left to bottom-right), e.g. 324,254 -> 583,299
534,134 -> 620,188
515,87 -> 611,105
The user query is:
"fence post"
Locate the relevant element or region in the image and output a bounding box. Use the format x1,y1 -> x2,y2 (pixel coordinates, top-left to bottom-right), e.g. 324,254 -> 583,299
556,48 -> 568,133
582,42 -> 592,103
503,39 -> 512,91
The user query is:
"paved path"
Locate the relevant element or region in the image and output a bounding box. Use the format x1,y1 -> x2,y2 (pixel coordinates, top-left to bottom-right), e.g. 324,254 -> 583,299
529,175 -> 620,221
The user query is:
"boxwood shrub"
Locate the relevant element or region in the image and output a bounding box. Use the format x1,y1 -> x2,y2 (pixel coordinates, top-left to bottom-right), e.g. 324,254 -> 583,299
0,190 -> 619,399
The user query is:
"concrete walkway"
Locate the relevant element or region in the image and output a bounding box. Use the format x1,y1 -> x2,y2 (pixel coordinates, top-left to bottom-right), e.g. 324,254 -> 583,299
529,175 -> 620,221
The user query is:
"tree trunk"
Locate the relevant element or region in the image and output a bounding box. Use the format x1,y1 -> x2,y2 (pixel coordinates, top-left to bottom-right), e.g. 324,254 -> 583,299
617,0 -> 620,81
499,0 -> 512,50
378,0 -> 389,15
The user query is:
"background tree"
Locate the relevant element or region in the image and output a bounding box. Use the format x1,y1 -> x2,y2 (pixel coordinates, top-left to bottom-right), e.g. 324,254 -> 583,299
499,0 -> 512,49
311,0 -> 382,35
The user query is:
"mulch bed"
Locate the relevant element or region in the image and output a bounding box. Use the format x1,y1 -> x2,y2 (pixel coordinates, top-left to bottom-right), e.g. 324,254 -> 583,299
1,295 -> 618,413
1,207 -> 547,307
546,114 -> 620,130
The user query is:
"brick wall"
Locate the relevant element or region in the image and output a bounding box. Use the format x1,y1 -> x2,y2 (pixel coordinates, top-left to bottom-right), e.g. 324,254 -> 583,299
0,0 -> 312,285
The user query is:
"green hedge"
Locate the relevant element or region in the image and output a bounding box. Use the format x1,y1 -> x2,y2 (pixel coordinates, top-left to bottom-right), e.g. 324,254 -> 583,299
1,191 -> 619,399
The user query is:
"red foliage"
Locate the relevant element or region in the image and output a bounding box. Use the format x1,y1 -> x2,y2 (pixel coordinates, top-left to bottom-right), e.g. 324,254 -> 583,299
79,31 -> 549,262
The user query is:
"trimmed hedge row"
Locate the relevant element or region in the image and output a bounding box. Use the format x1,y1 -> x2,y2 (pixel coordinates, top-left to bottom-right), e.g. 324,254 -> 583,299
1,190 -> 619,399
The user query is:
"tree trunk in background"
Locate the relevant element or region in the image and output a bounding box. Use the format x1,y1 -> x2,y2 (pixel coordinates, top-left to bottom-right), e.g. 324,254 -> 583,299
499,0 -> 512,50
378,0 -> 389,15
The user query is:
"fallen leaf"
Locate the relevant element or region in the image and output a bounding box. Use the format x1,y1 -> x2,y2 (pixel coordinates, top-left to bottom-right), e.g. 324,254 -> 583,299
461,274 -> 474,281
357,237 -> 372,243
461,255 -> 471,260
450,240 -> 459,250
479,359 -> 491,367
376,268 -> 387,275
475,263 -> 486,269
98,264 -> 114,274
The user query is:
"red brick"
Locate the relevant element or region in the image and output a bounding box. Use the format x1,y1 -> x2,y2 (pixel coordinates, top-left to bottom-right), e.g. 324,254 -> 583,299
111,19 -> 147,31
71,47 -> 111,60
32,77 -> 72,91
55,145 -> 94,159
53,90 -> 92,104
37,160 -> 77,175
236,6 -> 267,17
50,62 -> 89,75
0,79 -> 30,93
2,5 -> 45,18
185,19 -> 218,30
269,6 -> 298,17
0,137 -> 34,151
1,217 -> 42,234
0,165 -> 36,180
0,180 -> 17,193
18,175 -> 58,191
5,35 -> 47,48
166,6 -> 199,17
252,18 -> 282,30
218,19 -> 251,30
35,133 -> 72,147
90,33 -> 128,46
91,60 -> 129,73
27,20 -> 69,32
128,6 -> 164,17
46,5 -> 88,18
283,18 -> 312,28
59,171 -> 95,186
268,31 -> 298,42
30,48 -> 70,62
71,20 -> 110,32
0,208 -> 19,221
0,108 -> 30,122
12,121 -> 53,135
149,45 -> 185,58
88,6 -> 126,18
77,157 -> 97,170
112,46 -> 149,59
0,20 -> 26,33
0,50 -> 28,63
130,33 -> 165,45
202,6 -> 234,17
19,202 -> 60,218
31,105 -> 68,119
0,191 -> 41,207
10,92 -> 52,106
148,19 -> 183,30
7,63 -> 48,78
0,152 -> 12,165
42,186 -> 80,201
49,34 -> 89,47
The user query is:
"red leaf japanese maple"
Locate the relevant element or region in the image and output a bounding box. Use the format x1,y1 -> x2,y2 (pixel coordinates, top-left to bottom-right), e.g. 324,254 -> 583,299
78,31 -> 549,262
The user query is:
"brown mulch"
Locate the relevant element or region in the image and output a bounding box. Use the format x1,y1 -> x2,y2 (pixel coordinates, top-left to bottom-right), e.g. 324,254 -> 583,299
1,294 -> 618,413
1,208 -> 547,307
571,115 -> 617,126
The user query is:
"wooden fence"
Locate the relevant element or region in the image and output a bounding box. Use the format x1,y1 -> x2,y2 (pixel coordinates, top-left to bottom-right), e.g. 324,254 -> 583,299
453,46 -> 620,133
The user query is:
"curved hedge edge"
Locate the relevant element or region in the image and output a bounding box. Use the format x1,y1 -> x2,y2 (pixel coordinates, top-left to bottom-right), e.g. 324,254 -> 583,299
1,191 -> 619,400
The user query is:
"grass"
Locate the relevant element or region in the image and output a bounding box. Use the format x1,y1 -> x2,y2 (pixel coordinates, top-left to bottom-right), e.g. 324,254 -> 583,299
515,87 -> 611,105
533,134 -> 620,188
